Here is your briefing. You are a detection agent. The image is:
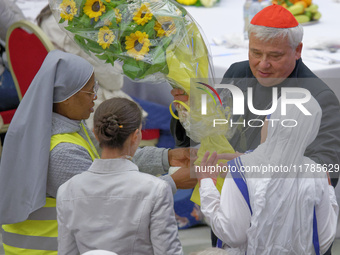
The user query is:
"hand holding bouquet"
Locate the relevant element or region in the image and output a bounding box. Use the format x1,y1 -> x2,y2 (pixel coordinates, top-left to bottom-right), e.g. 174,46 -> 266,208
50,0 -> 235,204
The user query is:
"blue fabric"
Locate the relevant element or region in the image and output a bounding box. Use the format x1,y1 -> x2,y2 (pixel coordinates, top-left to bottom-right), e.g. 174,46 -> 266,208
157,130 -> 175,149
229,157 -> 252,215
216,239 -> 223,249
313,207 -> 320,255
0,67 -> 19,111
173,189 -> 204,229
217,157 -> 253,249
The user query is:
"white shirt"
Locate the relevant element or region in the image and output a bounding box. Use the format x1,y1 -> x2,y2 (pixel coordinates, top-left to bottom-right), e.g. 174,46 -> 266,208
200,175 -> 338,255
57,158 -> 183,255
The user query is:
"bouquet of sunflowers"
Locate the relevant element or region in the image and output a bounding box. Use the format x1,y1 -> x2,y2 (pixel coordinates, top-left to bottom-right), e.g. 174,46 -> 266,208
50,0 -> 234,204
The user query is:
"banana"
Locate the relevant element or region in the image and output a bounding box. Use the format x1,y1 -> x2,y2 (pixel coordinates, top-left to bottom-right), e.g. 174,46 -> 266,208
288,4 -> 305,15
305,4 -> 318,13
294,14 -> 311,23
312,11 -> 322,20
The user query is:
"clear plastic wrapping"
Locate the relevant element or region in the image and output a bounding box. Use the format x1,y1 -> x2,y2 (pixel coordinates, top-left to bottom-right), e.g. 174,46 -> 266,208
50,0 -> 234,147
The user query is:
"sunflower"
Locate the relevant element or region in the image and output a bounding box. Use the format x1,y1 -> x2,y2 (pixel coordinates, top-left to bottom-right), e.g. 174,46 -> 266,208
115,8 -> 122,24
154,17 -> 176,37
133,3 -> 153,26
83,0 -> 105,22
176,0 -> 198,5
59,0 -> 77,21
125,31 -> 151,61
103,18 -> 112,26
97,26 -> 115,49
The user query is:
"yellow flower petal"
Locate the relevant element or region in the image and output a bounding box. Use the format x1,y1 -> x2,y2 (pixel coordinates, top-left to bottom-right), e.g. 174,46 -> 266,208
125,31 -> 151,61
59,0 -> 78,21
154,17 -> 176,37
83,0 -> 105,21
97,26 -> 115,50
115,8 -> 122,24
133,3 -> 153,26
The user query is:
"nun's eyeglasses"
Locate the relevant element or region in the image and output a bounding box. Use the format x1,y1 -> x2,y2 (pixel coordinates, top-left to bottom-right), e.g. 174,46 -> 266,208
80,80 -> 99,98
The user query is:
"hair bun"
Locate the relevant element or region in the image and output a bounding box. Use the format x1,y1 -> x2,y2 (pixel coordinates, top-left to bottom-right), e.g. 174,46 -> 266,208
106,115 -> 118,126
102,114 -> 119,128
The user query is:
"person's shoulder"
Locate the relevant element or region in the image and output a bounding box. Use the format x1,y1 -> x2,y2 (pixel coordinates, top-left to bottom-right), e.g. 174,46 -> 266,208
223,60 -> 250,79
296,60 -> 338,100
135,170 -> 167,184
56,169 -> 91,199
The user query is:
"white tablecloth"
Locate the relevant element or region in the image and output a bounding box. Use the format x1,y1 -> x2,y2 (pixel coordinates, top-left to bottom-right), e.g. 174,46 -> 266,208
184,0 -> 340,98
16,0 -> 340,100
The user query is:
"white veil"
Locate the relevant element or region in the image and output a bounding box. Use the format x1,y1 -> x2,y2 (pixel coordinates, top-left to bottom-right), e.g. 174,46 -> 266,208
239,95 -> 326,254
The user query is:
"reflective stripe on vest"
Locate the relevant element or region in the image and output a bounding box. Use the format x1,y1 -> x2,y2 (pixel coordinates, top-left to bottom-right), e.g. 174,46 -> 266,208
2,198 -> 58,254
2,132 -> 97,254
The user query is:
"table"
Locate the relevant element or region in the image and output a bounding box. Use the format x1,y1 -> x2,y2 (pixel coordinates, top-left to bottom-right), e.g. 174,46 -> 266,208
16,0 -> 340,101
185,0 -> 340,98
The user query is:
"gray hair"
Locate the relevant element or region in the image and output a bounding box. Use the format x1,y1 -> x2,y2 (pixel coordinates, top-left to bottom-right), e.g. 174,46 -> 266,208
248,24 -> 303,49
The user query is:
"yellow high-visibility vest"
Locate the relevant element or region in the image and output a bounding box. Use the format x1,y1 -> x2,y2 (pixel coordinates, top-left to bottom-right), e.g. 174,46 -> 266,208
2,131 -> 98,254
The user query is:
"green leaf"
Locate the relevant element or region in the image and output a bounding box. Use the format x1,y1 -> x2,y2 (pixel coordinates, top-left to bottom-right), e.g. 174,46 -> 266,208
122,58 -> 144,80
161,36 -> 173,50
284,0 -> 294,7
106,54 -> 117,66
110,40 -> 123,55
74,0 -> 84,6
74,35 -> 90,54
141,46 -> 169,78
85,39 -> 104,54
95,54 -> 109,61
79,14 -> 92,27
144,20 -> 156,38
120,23 -> 138,38
100,7 -> 118,26
107,0 -> 126,8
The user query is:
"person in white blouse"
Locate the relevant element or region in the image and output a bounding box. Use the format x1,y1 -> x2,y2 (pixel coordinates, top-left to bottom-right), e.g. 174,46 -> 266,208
197,96 -> 338,255
57,97 -> 183,255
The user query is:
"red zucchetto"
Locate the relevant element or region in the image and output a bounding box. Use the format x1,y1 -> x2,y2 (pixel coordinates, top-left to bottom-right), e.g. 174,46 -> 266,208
250,4 -> 299,28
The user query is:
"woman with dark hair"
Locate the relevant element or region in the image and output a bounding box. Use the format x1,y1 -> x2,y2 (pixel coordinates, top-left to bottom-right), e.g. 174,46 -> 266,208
57,98 -> 183,255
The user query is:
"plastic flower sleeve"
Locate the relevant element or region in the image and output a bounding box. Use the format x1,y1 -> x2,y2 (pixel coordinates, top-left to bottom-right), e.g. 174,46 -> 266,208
50,0 -> 235,201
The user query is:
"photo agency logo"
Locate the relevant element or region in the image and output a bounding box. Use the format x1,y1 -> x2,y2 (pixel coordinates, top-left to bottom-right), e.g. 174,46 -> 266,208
200,84 -> 312,128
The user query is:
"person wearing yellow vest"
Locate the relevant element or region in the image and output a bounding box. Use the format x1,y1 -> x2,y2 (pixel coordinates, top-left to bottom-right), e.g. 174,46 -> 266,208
57,98 -> 183,254
0,50 -> 195,254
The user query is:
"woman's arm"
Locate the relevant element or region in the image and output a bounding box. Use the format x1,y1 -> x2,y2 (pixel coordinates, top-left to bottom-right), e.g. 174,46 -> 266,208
150,181 -> 183,255
200,176 -> 251,248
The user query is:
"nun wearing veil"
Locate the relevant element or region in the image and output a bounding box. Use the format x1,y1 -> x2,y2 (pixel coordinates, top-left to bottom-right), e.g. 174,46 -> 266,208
198,96 -> 338,255
0,50 -> 186,254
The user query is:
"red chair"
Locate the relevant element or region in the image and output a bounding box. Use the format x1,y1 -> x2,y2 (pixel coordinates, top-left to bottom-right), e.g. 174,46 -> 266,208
0,20 -> 54,133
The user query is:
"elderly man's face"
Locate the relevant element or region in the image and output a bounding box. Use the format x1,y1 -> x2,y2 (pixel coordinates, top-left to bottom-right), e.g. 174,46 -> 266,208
248,33 -> 302,87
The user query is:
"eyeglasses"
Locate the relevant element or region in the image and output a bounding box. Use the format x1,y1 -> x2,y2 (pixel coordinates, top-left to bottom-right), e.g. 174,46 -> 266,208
80,80 -> 99,98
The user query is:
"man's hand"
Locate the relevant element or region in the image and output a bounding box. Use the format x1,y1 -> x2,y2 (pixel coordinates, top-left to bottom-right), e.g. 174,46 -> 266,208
171,167 -> 198,189
196,151 -> 220,183
217,151 -> 243,161
168,147 -> 198,168
171,88 -> 189,108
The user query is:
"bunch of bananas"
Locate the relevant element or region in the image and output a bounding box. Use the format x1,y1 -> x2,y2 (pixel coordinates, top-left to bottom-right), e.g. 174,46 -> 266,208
272,0 -> 321,24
